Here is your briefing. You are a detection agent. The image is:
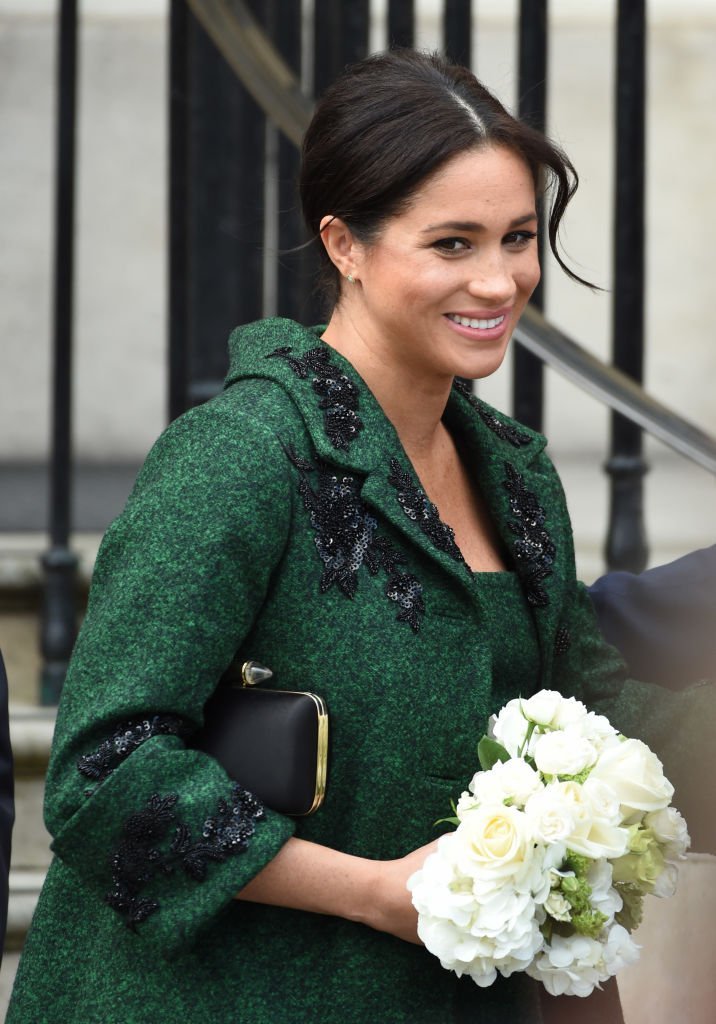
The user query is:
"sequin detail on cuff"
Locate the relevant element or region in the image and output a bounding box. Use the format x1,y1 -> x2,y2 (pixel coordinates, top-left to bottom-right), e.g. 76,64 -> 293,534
503,462 -> 555,607
77,715 -> 188,792
388,458 -> 465,565
267,346 -> 364,451
286,447 -> 424,632
453,380 -> 532,449
105,785 -> 264,930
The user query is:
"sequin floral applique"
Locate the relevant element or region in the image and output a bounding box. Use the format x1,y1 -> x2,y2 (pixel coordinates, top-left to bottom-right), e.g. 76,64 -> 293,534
454,380 -> 532,449
287,447 -> 424,632
106,786 -> 264,930
78,715 -> 188,793
388,458 -> 465,565
554,624 -> 572,655
503,462 -> 555,607
267,346 -> 364,451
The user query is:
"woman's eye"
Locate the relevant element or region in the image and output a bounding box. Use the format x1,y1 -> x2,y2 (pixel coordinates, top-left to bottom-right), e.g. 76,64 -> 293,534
504,230 -> 538,248
433,237 -> 470,253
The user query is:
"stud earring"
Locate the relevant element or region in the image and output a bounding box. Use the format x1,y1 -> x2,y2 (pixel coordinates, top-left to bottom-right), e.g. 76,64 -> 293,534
346,273 -> 355,284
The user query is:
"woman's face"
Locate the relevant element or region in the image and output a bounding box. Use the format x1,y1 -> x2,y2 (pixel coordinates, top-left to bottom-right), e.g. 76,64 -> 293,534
348,145 -> 541,384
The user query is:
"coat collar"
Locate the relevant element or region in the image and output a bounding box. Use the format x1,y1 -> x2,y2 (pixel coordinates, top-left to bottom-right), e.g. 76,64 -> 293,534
225,317 -> 547,475
226,318 -> 560,650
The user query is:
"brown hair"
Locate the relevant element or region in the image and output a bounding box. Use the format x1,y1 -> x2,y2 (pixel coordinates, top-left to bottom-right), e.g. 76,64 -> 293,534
300,48 -> 585,309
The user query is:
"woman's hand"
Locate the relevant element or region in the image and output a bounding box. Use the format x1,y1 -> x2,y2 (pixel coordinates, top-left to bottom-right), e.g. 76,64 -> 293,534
364,840 -> 439,944
237,836 -> 439,946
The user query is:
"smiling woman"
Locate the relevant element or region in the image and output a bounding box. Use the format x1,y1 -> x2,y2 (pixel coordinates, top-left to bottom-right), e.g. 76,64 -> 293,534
7,47 -> 706,1024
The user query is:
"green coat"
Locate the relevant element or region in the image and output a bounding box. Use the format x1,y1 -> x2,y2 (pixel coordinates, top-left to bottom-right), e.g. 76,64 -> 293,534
8,319 -> 708,1023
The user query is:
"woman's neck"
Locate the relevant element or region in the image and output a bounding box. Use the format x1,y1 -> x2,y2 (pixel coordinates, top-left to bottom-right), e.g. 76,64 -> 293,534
321,306 -> 454,462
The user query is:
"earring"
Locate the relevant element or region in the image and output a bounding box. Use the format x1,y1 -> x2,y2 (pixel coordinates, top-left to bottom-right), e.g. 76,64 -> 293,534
346,273 -> 355,284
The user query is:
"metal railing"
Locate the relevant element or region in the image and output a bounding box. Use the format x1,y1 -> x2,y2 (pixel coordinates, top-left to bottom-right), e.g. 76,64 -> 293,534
40,0 -> 716,702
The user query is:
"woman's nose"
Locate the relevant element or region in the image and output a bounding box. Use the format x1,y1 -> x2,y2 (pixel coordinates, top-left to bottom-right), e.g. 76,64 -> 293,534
467,254 -> 516,305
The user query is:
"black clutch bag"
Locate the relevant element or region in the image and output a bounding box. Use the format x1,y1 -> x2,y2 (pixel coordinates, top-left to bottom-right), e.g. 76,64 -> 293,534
191,661 -> 329,817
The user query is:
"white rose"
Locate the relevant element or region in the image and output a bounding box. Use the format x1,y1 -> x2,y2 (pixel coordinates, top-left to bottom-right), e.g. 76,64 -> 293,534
644,807 -> 691,860
552,781 -> 630,859
524,786 -> 575,845
455,790 -> 481,820
589,738 -> 674,813
582,777 -> 622,826
453,804 -> 536,886
470,758 -> 542,809
551,695 -> 590,729
567,711 -> 620,753
544,890 -> 572,922
489,700 -> 529,757
521,690 -> 564,726
468,770 -> 507,807
533,729 -> 598,777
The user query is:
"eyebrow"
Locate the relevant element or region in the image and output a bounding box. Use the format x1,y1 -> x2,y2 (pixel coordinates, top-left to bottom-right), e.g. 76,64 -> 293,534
420,213 -> 538,234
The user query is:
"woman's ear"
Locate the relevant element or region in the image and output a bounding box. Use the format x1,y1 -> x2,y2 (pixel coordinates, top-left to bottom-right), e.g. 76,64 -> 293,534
319,215 -> 362,283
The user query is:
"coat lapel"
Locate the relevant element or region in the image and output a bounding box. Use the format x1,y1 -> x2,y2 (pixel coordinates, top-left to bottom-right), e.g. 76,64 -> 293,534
445,387 -> 565,685
227,318 -> 566,676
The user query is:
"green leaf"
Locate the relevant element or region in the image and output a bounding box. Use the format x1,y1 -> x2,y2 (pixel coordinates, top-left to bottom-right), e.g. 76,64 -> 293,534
615,884 -> 645,932
477,736 -> 511,772
433,815 -> 459,828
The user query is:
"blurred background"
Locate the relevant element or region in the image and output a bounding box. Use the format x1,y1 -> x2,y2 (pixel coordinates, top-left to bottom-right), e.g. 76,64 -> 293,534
0,0 -> 714,1018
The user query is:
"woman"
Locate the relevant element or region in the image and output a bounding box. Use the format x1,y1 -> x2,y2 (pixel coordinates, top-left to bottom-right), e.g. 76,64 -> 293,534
8,49 -> 709,1023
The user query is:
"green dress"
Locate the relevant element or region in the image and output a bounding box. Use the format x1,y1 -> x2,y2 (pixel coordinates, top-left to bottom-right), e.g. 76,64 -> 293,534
7,319 -> 710,1023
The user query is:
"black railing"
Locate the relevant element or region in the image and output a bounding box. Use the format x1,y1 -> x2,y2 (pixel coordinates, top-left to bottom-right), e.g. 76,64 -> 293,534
38,0 -> 716,701
41,0 -> 79,705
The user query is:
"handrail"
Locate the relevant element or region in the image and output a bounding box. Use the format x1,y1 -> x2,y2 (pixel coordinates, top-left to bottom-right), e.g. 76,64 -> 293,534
187,0 -> 716,478
186,0 -> 311,148
514,306 -> 716,475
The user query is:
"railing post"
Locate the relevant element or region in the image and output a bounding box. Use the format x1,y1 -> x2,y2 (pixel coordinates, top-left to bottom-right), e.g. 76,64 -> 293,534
168,0 -> 189,421
513,0 -> 548,432
605,0 -> 649,572
41,0 -> 80,704
442,0 -> 472,67
388,0 -> 415,48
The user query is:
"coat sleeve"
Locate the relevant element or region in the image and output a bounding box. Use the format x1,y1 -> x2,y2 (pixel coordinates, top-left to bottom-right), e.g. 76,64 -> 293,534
45,385 -> 298,955
539,457 -> 716,853
587,545 -> 716,686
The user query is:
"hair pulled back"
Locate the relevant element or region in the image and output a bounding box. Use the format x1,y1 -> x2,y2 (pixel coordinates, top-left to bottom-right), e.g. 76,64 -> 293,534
300,49 -> 584,309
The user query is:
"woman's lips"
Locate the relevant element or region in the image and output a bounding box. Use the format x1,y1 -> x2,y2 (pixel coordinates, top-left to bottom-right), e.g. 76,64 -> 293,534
446,312 -> 506,329
443,310 -> 512,339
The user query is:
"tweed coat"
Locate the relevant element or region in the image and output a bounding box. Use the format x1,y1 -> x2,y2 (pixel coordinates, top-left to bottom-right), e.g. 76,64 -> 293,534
8,318 -> 711,1024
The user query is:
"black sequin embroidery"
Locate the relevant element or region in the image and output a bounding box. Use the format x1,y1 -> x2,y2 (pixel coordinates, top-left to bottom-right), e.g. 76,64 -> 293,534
78,715 -> 188,792
267,346 -> 364,451
454,380 -> 532,449
554,624 -> 571,655
388,458 -> 465,565
287,448 -> 424,632
503,462 -> 555,607
105,786 -> 263,930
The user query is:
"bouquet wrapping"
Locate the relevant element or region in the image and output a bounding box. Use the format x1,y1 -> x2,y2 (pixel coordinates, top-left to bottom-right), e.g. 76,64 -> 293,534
408,690 -> 690,997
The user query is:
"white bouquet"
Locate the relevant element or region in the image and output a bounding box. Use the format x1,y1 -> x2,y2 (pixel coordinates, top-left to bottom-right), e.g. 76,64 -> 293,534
408,690 -> 690,997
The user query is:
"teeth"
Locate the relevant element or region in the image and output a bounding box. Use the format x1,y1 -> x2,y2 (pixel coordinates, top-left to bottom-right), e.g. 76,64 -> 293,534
448,314 -> 505,329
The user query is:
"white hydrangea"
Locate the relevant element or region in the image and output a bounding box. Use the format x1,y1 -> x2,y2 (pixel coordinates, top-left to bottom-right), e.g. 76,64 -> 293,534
526,933 -> 606,997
